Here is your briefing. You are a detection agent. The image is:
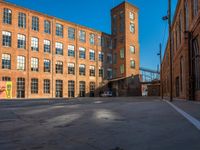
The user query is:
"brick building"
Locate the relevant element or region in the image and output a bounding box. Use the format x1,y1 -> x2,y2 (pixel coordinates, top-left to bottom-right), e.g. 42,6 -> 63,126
162,0 -> 200,101
0,0 -> 140,99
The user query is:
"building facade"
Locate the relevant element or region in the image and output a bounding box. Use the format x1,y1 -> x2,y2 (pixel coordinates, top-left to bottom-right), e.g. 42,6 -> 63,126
0,0 -> 140,99
162,0 -> 200,101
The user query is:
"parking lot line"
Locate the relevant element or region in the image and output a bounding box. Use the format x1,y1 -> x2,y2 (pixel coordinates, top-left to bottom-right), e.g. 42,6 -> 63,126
165,100 -> 200,130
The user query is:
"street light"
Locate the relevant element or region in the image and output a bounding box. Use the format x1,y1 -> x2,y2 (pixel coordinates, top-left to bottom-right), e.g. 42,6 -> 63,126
162,0 -> 173,102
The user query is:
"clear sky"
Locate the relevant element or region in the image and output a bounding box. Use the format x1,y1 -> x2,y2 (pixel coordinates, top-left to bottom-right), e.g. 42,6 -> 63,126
6,0 -> 178,70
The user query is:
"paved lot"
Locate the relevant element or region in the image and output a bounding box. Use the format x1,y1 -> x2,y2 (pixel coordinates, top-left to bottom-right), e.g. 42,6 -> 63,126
0,97 -> 200,150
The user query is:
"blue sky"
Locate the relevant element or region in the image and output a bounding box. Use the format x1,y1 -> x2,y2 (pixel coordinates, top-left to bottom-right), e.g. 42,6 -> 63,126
6,0 -> 178,70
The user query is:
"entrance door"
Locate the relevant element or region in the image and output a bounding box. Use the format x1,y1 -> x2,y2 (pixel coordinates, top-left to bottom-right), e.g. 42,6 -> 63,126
17,78 -> 25,98
79,81 -> 85,97
56,80 -> 63,98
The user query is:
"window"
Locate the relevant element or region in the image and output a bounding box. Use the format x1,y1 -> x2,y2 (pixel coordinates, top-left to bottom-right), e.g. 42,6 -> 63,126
130,12 -> 134,20
90,82 -> 95,97
113,69 -> 117,78
79,64 -> 86,76
2,54 -> 11,69
68,80 -> 75,97
17,34 -> 26,49
44,20 -> 51,34
113,38 -> 117,49
179,11 -> 182,44
44,59 -> 51,72
56,61 -> 63,74
107,54 -> 112,64
130,60 -> 135,68
31,78 -> 38,94
2,76 -> 11,81
90,66 -> 95,76
3,8 -> 12,24
193,0 -> 199,17
31,58 -> 39,72
192,37 -> 200,89
112,15 -> 117,35
2,31 -> 11,47
44,79 -> 50,94
56,23 -> 63,37
17,78 -> 25,98
17,56 -> 25,70
185,0 -> 189,31
44,40 -> 51,53
130,23 -> 135,33
79,47 -> 86,59
180,57 -> 184,92
55,42 -> 63,55
113,53 -> 117,64
31,37 -> 39,51
130,46 -> 135,54
120,48 -> 124,59
79,81 -> 85,97
56,80 -> 63,97
90,33 -> 95,45
68,27 -> 75,40
18,12 -> 26,28
68,63 -> 75,75
98,52 -> 104,62
99,67 -> 104,77
120,64 -> 124,74
79,30 -> 86,42
68,45 -> 75,57
32,16 -> 39,31
120,13 -> 125,33
89,49 -> 95,61
107,69 -> 112,79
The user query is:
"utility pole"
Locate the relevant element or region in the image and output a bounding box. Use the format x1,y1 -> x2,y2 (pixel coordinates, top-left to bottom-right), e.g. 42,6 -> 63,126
168,0 -> 173,102
157,43 -> 163,99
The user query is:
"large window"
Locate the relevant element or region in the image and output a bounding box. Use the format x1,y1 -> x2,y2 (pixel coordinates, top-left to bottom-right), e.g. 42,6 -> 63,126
17,56 -> 25,71
90,82 -> 95,97
18,12 -> 26,28
79,30 -> 86,42
119,13 -> 125,33
31,57 -> 39,72
98,52 -> 104,62
3,8 -> 12,24
56,80 -> 63,98
90,66 -> 95,76
44,20 -> 51,34
107,69 -> 112,79
90,33 -> 95,45
55,42 -> 63,55
113,53 -> 117,64
56,23 -> 63,37
17,78 -> 25,98
68,27 -> 75,40
56,61 -> 63,74
31,37 -> 39,51
185,0 -> 189,31
130,60 -> 135,69
79,81 -> 85,97
89,49 -> 95,61
68,63 -> 75,75
79,47 -> 86,59
192,37 -> 200,90
2,54 -> 11,69
120,48 -> 124,59
112,15 -> 117,35
31,78 -> 38,94
32,16 -> 39,31
130,23 -> 135,33
193,0 -> 199,17
99,67 -> 104,77
79,64 -> 86,76
2,31 -> 11,47
180,56 -> 184,92
44,79 -> 50,94
68,80 -> 75,97
107,54 -> 112,64
120,64 -> 124,74
17,34 -> 26,49
130,46 -> 135,54
44,40 -> 51,53
44,59 -> 51,72
68,45 -> 75,57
